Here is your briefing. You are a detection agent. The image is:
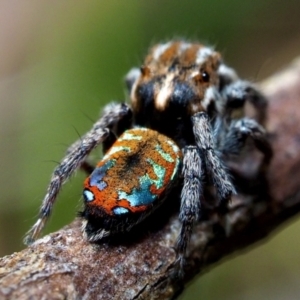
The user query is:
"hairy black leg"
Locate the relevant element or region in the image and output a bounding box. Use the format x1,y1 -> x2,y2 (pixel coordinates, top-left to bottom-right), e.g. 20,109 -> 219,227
192,112 -> 236,204
221,80 -> 267,123
24,103 -> 132,245
218,117 -> 273,164
176,146 -> 202,274
68,104 -> 132,175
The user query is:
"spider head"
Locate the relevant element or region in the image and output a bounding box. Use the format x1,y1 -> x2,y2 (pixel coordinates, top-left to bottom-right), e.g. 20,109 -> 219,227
126,41 -> 222,143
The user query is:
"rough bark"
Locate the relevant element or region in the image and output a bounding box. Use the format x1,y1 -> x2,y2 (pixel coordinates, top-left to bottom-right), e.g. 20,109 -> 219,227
1,58 -> 300,300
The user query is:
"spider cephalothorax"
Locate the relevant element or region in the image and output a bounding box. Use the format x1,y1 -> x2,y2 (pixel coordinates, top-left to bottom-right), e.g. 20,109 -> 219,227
128,41 -> 223,146
24,40 -> 272,271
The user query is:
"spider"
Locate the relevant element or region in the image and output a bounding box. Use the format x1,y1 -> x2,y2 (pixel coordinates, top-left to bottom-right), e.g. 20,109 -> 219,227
24,40 -> 272,271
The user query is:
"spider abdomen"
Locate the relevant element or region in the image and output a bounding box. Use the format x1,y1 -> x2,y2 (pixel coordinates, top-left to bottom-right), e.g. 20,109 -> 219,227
82,127 -> 182,239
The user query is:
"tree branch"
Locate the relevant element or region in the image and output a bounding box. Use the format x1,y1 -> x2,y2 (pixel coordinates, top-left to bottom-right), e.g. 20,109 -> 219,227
1,58 -> 300,300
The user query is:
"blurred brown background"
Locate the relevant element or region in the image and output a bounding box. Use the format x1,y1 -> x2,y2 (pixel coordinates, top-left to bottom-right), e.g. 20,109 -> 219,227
0,1 -> 300,299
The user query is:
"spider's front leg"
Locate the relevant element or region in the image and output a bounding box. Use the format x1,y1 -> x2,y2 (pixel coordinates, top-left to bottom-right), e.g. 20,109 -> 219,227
24,103 -> 132,245
215,77 -> 273,165
176,112 -> 236,273
221,80 -> 267,124
218,117 -> 273,165
192,112 -> 236,204
176,146 -> 202,273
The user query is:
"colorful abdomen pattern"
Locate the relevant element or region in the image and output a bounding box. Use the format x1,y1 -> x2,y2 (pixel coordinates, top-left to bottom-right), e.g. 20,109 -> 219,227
83,128 -> 182,218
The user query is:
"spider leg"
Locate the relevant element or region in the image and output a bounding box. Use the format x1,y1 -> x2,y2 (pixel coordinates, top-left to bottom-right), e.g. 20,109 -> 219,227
176,146 -> 202,273
192,112 -> 236,204
221,80 -> 267,124
69,130 -> 118,176
217,117 -> 273,164
24,103 -> 132,245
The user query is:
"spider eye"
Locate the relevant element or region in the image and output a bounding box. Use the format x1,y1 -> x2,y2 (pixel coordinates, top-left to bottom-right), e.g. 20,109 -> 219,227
201,71 -> 210,82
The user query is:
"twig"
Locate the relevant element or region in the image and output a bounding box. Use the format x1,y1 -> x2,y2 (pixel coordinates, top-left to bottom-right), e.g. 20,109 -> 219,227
1,58 -> 300,300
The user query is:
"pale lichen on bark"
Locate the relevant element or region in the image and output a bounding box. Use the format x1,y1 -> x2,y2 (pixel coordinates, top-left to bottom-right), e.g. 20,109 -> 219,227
1,58 -> 300,299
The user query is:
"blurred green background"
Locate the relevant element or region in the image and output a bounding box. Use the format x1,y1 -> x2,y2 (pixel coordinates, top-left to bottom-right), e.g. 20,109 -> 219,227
0,0 -> 300,299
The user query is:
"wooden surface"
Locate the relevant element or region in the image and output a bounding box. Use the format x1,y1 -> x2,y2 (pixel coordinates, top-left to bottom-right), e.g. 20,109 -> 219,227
1,58 -> 300,300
